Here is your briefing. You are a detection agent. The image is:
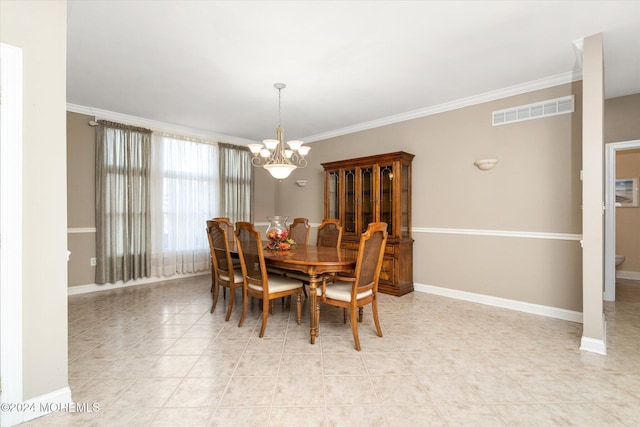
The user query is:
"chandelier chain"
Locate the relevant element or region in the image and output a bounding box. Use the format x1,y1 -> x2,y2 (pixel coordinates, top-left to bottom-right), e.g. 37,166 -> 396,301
278,86 -> 282,128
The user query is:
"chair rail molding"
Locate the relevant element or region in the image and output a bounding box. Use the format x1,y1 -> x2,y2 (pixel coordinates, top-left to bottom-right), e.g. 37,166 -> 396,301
68,227 -> 97,233
414,227 -> 582,241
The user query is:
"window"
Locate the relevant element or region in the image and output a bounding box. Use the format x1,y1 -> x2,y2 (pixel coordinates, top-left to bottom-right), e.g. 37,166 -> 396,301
150,134 -> 219,276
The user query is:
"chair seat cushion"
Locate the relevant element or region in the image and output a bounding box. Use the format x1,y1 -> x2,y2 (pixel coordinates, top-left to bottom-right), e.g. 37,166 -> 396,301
248,275 -> 303,293
219,270 -> 243,284
324,283 -> 372,302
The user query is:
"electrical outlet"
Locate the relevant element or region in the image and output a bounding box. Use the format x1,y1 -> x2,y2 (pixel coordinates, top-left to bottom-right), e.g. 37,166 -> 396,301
90,257 -> 97,266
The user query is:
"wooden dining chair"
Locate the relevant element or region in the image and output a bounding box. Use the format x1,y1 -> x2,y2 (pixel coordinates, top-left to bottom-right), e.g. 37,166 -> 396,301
206,220 -> 243,321
235,222 -> 303,337
289,217 -> 310,246
211,217 -> 240,294
213,217 -> 235,244
317,218 -> 343,248
320,222 -> 388,351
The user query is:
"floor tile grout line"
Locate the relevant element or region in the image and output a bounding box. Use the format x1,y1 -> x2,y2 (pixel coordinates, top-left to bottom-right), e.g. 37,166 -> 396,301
54,277 -> 640,426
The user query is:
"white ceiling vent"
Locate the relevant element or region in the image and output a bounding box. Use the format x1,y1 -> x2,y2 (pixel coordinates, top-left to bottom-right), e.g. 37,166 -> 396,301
492,95 -> 574,126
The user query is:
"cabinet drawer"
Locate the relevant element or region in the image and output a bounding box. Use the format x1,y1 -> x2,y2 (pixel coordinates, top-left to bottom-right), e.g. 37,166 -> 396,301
379,257 -> 395,283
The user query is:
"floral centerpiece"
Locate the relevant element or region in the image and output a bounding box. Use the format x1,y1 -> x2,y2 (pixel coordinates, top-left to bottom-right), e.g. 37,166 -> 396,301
265,216 -> 297,251
266,228 -> 296,250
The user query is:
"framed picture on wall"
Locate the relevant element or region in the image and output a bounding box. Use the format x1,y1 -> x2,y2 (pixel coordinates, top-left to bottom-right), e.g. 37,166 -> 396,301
615,177 -> 639,207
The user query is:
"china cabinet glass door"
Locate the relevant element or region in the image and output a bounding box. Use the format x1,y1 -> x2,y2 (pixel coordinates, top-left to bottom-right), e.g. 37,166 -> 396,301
344,169 -> 356,233
401,163 -> 410,237
360,167 -> 374,234
327,171 -> 340,220
379,164 -> 394,235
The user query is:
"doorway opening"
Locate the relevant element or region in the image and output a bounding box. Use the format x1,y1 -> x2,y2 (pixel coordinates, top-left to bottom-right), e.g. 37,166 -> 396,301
604,139 -> 640,301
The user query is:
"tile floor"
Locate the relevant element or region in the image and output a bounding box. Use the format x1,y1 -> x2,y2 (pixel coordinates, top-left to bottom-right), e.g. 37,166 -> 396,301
25,276 -> 640,426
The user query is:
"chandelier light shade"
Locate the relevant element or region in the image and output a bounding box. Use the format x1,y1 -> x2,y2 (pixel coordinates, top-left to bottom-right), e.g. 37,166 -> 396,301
248,83 -> 310,180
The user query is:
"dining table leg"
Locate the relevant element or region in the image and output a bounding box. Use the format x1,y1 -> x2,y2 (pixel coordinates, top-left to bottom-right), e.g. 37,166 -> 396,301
308,273 -> 319,344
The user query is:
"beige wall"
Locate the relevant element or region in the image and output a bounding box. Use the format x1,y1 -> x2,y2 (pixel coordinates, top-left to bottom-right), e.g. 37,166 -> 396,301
67,112 -> 97,286
253,167 -> 278,222
616,149 -> 640,273
1,0 -> 69,400
604,93 -> 640,143
274,82 -> 585,311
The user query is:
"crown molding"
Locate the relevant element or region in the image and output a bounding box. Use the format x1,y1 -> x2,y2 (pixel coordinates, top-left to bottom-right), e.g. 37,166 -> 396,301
68,71 -> 582,146
66,103 -> 259,146
303,71 -> 581,142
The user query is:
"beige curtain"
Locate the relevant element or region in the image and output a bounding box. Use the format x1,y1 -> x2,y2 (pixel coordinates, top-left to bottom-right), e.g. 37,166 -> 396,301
95,120 -> 152,284
218,143 -> 253,223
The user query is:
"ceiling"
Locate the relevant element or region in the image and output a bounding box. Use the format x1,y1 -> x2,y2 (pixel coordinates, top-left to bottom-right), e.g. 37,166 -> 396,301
67,1 -> 640,144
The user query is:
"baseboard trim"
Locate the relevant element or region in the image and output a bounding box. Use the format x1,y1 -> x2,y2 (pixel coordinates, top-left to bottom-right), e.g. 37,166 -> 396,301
68,272 -> 208,296
580,320 -> 607,355
616,270 -> 640,281
20,387 -> 73,424
580,336 -> 607,355
414,282 -> 583,323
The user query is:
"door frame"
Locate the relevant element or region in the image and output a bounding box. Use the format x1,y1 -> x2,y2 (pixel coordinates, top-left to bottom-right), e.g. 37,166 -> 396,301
604,139 -> 640,301
1,42 -> 24,427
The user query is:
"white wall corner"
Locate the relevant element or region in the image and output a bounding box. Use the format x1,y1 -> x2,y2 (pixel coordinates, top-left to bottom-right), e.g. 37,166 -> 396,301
19,387 -> 73,424
0,42 -> 24,427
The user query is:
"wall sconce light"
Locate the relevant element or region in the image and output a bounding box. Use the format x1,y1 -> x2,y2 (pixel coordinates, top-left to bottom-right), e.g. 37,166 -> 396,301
474,158 -> 499,171
295,179 -> 308,187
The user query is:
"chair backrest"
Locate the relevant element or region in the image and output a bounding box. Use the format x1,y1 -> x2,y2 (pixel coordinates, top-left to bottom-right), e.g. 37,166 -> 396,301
317,219 -> 343,248
289,218 -> 310,246
206,220 -> 236,281
353,222 -> 388,291
213,217 -> 235,243
234,222 -> 268,292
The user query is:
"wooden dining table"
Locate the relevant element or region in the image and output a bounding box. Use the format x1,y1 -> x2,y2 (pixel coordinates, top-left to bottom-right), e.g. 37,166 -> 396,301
248,244 -> 356,344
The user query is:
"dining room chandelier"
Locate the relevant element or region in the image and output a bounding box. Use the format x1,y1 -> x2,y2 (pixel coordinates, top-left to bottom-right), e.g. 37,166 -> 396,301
247,83 -> 310,180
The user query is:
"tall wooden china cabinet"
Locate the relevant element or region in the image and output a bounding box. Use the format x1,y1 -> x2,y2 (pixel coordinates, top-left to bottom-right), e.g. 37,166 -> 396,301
322,151 -> 414,296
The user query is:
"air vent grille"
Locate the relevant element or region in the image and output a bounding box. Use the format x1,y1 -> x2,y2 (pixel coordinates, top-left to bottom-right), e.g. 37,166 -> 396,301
492,95 -> 574,126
